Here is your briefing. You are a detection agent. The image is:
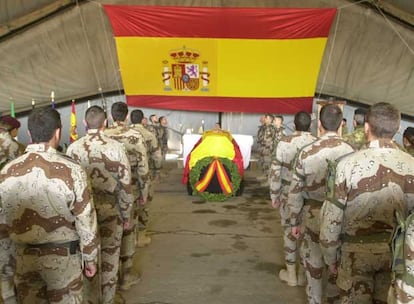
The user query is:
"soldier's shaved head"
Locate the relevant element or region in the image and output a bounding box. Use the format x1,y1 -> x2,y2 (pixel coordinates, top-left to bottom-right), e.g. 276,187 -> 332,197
85,106 -> 106,129
366,102 -> 400,139
111,102 -> 128,122
294,111 -> 311,131
28,107 -> 62,143
319,104 -> 342,132
354,108 -> 367,126
130,110 -> 144,124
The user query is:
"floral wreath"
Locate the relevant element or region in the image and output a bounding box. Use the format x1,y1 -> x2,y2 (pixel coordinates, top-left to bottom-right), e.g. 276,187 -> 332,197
189,156 -> 241,201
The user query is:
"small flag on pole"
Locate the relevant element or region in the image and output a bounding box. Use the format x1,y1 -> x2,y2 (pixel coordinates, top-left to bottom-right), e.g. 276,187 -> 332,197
69,100 -> 78,143
51,91 -> 55,109
10,100 -> 15,118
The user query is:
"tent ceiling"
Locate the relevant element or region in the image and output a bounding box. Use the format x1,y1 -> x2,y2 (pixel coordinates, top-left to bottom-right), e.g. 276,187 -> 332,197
0,0 -> 413,116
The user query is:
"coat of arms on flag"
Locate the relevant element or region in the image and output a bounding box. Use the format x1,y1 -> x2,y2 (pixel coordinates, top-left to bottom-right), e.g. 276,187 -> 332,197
162,46 -> 210,92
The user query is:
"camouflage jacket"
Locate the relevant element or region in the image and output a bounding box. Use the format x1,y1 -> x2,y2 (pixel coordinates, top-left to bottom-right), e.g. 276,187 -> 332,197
320,139 -> 414,265
104,122 -> 149,201
160,125 -> 169,153
146,123 -> 163,149
343,126 -> 367,150
274,127 -> 287,143
0,129 -> 21,168
130,124 -> 162,171
287,132 -> 355,227
256,125 -> 265,145
66,129 -> 134,220
258,124 -> 276,148
269,131 -> 316,203
0,143 -> 99,262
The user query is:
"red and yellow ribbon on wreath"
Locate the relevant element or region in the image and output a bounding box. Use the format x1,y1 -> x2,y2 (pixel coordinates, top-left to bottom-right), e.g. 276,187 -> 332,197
195,158 -> 233,195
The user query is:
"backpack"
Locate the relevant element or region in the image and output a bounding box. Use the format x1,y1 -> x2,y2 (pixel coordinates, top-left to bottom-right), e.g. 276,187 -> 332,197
391,209 -> 414,286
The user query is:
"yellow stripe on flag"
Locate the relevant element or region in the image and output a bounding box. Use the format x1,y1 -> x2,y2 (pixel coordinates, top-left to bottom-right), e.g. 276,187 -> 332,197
115,37 -> 327,98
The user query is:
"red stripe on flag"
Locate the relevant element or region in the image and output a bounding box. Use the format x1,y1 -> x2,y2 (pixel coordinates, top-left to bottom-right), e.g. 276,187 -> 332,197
104,6 -> 336,39
126,95 -> 312,114
216,160 -> 233,195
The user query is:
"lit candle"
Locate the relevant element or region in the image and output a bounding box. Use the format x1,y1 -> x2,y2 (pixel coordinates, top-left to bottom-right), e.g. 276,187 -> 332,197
51,91 -> 55,100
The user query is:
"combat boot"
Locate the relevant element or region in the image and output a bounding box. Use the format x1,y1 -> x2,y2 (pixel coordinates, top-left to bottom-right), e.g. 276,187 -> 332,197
1,278 -> 17,304
137,230 -> 152,248
119,270 -> 141,291
279,264 -> 297,287
256,175 -> 267,182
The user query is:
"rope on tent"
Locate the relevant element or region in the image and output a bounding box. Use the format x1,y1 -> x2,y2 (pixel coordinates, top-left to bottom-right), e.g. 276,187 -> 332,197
97,2 -> 124,97
317,9 -> 341,101
76,0 -> 105,101
373,2 -> 414,56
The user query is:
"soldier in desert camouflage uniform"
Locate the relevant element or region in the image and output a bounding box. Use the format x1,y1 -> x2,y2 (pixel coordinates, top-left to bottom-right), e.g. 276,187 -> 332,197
343,107 -> 368,150
158,116 -> 169,160
287,104 -> 355,304
0,116 -> 24,304
0,108 -> 99,304
130,109 -> 162,248
403,127 -> 414,157
256,114 -> 265,144
105,102 -> 149,290
320,103 -> 414,304
66,106 -> 134,304
257,113 -> 275,181
389,214 -> 414,304
269,111 -> 316,287
0,116 -> 21,169
273,115 -> 287,144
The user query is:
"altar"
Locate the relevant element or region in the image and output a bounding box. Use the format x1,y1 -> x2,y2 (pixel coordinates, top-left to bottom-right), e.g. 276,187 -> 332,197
182,133 -> 254,169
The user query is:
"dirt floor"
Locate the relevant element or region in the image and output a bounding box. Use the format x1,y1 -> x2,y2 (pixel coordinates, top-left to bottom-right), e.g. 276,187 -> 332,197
121,161 -> 307,304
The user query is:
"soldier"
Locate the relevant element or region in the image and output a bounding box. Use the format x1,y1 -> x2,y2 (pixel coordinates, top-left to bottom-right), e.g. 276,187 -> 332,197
403,126 -> 414,157
319,103 -> 414,303
0,107 -> 99,303
256,113 -> 275,182
0,116 -> 23,304
104,102 -> 149,290
146,114 -> 161,144
159,116 -> 169,160
66,106 -> 134,304
0,116 -> 22,169
343,107 -> 368,150
273,115 -> 287,144
130,109 -> 162,247
341,118 -> 349,136
269,111 -> 316,287
287,104 -> 355,304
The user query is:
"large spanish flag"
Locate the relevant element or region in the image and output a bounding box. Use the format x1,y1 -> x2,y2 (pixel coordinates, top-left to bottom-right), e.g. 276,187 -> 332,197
104,6 -> 336,114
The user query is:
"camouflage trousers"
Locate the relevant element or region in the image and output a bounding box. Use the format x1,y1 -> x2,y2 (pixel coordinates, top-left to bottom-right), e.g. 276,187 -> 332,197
388,279 -> 414,304
282,225 -> 299,265
302,207 -> 339,304
258,145 -> 272,175
84,196 -> 123,304
336,243 -> 390,304
138,204 -> 150,232
0,238 -> 16,303
120,202 -> 137,276
15,246 -> 83,304
279,199 -> 305,264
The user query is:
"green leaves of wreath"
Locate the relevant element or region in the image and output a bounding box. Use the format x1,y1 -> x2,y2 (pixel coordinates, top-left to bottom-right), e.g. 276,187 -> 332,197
189,156 -> 241,201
